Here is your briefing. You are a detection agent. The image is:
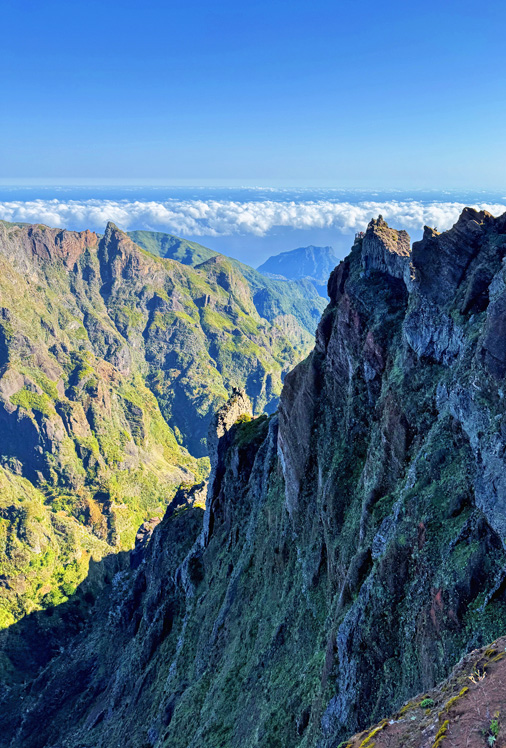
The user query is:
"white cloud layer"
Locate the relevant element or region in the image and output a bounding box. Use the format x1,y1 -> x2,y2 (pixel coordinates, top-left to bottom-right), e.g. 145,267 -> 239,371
0,198 -> 505,238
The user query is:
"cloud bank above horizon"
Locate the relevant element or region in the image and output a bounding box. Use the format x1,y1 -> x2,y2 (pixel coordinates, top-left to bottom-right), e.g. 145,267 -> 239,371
0,198 -> 505,239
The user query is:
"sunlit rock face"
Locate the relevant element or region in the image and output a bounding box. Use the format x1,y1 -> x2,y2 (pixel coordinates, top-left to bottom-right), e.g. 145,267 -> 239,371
3,209 -> 506,748
361,214 -> 413,288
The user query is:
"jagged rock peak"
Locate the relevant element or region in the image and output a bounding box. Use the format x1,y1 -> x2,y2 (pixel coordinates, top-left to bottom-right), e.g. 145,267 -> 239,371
207,387 -> 252,470
411,207 -> 500,307
361,214 -> 414,289
366,215 -> 410,253
204,388 -> 252,544
102,221 -> 139,251
102,220 -> 131,247
421,224 -> 440,240
104,220 -> 120,236
455,205 -> 494,228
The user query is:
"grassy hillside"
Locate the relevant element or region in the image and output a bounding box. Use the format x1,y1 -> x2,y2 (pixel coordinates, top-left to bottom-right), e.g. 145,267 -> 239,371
128,230 -> 218,266
128,228 -> 327,332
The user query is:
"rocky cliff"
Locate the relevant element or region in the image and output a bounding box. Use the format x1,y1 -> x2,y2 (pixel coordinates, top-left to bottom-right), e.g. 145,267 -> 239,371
2,208 -> 506,748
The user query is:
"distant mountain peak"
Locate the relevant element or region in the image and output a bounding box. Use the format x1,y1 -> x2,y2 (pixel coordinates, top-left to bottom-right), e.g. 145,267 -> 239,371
257,244 -> 338,297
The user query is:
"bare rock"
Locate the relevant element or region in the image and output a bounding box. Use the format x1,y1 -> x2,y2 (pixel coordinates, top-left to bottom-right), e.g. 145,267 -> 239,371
361,215 -> 413,289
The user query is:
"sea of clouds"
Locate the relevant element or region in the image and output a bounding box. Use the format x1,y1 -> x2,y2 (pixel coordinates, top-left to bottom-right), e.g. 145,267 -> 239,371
0,197 -> 505,237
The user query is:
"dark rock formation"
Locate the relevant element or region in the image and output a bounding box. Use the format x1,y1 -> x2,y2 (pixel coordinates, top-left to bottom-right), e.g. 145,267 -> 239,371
204,388 -> 252,543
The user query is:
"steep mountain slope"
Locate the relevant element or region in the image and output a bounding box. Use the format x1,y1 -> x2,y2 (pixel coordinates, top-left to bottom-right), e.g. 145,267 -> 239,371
3,208 -> 506,748
0,219 -> 318,630
258,244 -> 338,296
128,230 -> 218,266
128,228 -> 327,327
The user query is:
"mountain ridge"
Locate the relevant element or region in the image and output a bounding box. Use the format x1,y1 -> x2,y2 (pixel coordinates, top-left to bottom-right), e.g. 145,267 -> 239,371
128,229 -> 219,266
3,207 -> 506,747
128,227 -> 327,327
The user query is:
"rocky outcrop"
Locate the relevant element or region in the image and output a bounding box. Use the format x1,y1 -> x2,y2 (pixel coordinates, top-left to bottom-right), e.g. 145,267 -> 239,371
204,388 -> 252,543
3,209 -> 506,748
411,208 -> 496,305
0,220 -> 97,272
130,516 -> 163,568
404,208 -> 506,365
206,388 -> 252,492
361,215 -> 413,288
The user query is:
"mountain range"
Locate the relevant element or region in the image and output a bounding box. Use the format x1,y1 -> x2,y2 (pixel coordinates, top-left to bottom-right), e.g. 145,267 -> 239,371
0,219 -> 325,631
129,229 -> 329,316
3,209 -> 506,748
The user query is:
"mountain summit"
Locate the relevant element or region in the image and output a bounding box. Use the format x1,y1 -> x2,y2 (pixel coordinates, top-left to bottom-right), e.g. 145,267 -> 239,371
257,244 -> 338,296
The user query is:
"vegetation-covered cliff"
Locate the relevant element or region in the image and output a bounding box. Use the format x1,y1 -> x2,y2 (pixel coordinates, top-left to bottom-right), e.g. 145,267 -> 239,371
2,207 -> 506,748
129,228 -> 327,324
0,219 -> 324,631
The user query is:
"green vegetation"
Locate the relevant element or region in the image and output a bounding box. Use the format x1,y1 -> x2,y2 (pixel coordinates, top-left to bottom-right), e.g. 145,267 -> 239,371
10,388 -> 55,416
128,228 -> 326,334
0,466 -> 109,627
4,213 -> 506,748
0,219 -> 319,631
485,714 -> 501,746
433,720 -> 450,747
128,229 -> 218,266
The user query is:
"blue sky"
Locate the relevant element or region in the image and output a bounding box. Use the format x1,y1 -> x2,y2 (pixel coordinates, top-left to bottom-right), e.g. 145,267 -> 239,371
1,0 -> 506,188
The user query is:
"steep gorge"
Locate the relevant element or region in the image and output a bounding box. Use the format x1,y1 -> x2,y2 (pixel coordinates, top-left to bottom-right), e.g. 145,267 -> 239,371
3,208 -> 506,747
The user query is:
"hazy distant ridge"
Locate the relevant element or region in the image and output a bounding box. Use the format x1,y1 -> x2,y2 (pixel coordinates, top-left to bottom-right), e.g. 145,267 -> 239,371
258,244 -> 338,297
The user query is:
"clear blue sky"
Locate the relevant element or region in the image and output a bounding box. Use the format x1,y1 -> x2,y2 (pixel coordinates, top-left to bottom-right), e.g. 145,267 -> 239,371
1,0 -> 505,188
